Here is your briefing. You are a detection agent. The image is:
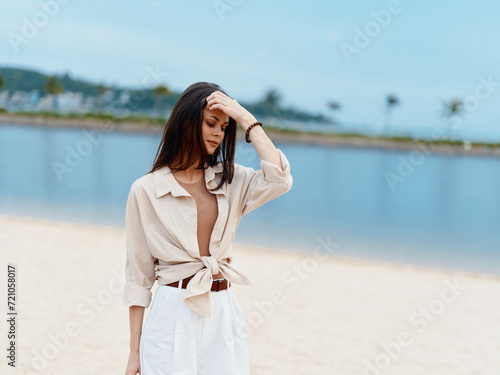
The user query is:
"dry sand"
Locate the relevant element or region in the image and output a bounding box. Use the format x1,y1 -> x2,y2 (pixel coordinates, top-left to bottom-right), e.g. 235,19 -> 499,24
0,214 -> 499,374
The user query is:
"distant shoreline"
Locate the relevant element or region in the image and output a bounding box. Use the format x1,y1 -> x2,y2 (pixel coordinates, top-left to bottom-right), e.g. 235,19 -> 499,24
1,112 -> 500,157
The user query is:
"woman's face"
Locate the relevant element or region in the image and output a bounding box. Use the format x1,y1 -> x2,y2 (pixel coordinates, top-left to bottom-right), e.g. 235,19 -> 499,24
201,107 -> 229,154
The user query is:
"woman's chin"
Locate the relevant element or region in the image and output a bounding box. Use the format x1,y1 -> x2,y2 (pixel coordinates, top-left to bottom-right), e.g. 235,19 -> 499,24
206,143 -> 217,154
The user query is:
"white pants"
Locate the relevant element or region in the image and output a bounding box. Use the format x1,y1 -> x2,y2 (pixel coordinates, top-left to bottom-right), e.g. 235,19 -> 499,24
140,280 -> 250,375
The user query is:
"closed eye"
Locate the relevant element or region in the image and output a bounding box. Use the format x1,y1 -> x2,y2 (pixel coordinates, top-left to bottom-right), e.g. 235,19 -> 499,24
207,121 -> 226,131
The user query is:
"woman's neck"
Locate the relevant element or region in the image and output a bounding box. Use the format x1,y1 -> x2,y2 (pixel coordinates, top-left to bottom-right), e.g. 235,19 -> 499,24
171,158 -> 204,184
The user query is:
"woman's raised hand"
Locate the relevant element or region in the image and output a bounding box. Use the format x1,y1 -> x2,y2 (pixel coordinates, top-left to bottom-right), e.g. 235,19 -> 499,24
206,91 -> 257,130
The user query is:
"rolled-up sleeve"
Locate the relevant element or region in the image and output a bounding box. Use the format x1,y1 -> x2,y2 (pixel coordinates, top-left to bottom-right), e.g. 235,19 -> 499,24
123,182 -> 156,308
239,148 -> 293,217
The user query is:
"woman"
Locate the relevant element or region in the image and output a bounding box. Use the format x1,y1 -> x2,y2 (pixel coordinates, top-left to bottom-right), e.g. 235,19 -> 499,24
123,82 -> 293,375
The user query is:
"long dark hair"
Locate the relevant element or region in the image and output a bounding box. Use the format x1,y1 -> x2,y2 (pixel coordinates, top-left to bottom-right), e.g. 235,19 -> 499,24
147,82 -> 236,191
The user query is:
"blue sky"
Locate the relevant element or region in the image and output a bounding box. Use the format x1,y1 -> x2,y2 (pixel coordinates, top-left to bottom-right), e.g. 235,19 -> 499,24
1,0 -> 500,137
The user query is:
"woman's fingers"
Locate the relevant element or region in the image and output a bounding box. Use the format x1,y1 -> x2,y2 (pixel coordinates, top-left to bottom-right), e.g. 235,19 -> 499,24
207,91 -> 233,105
206,91 -> 244,121
209,102 -> 229,112
207,95 -> 230,111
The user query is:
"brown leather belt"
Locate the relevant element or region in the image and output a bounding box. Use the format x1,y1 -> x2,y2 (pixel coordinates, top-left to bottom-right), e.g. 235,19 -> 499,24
164,277 -> 231,292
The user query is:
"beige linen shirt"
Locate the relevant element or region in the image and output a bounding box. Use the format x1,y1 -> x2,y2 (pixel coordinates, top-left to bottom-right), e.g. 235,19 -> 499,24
123,148 -> 293,318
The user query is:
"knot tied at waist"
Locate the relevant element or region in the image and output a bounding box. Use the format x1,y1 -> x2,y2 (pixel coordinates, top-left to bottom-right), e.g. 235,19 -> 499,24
182,255 -> 252,318
201,255 -> 220,275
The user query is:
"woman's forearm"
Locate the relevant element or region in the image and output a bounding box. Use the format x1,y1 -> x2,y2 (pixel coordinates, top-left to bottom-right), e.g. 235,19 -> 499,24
129,306 -> 145,352
240,116 -> 282,169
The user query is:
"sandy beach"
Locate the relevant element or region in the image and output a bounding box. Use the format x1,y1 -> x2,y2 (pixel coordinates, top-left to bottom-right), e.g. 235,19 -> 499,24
0,214 -> 499,374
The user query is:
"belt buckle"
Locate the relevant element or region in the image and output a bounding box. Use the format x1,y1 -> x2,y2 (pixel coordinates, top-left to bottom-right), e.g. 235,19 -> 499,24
214,279 -> 221,292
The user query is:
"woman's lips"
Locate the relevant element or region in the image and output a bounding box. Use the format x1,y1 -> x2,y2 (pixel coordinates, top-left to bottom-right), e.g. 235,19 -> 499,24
208,141 -> 218,147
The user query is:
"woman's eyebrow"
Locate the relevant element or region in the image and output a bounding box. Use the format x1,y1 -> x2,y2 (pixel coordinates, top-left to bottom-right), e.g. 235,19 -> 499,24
209,115 -> 229,125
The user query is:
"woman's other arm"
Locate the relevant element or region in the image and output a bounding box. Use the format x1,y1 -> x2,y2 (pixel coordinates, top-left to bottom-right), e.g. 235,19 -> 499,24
123,183 -> 156,373
125,306 -> 145,375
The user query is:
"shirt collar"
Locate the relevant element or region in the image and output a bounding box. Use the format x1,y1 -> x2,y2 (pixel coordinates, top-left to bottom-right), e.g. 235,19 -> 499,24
153,161 -> 225,198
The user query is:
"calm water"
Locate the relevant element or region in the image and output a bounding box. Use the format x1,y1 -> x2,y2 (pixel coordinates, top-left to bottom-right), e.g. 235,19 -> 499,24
1,123 -> 499,276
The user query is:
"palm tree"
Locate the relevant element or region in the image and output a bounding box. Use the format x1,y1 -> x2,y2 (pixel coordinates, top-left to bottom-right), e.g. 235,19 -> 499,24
44,76 -> 63,111
260,88 -> 282,116
441,99 -> 464,139
327,101 -> 341,124
96,84 -> 109,113
263,88 -> 281,107
153,85 -> 171,117
383,94 -> 400,135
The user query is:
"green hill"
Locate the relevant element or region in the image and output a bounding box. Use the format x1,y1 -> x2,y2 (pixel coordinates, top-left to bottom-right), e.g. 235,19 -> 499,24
0,66 -> 330,122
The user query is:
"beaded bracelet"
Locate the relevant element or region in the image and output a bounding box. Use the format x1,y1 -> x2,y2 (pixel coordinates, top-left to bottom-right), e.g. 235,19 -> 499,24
245,121 -> 262,143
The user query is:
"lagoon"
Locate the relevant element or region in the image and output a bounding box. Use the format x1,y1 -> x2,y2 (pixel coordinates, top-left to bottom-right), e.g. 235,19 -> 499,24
0,123 -> 498,276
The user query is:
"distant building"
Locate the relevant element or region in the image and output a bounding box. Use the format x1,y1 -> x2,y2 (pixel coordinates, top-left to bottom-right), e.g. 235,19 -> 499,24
57,92 -> 84,113
84,96 -> 97,112
118,91 -> 131,105
0,90 -> 8,108
37,95 -> 55,111
10,91 -> 31,110
29,90 -> 40,108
